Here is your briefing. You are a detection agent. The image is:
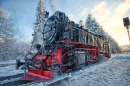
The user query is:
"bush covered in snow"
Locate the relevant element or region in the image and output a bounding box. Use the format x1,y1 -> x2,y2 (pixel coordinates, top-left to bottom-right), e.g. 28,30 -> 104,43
120,45 -> 130,53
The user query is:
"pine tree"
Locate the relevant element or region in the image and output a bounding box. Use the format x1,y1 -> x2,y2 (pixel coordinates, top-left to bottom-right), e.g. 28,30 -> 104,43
85,13 -> 93,31
85,13 -> 121,53
85,14 -> 102,35
0,8 -> 15,60
31,0 -> 46,52
105,33 -> 121,53
99,26 -> 105,36
0,8 -> 14,40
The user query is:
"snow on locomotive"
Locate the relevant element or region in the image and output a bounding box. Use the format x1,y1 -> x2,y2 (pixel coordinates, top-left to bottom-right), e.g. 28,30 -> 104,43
16,11 -> 110,81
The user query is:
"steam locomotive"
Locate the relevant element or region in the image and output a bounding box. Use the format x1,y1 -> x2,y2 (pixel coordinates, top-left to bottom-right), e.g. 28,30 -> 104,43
16,11 -> 110,81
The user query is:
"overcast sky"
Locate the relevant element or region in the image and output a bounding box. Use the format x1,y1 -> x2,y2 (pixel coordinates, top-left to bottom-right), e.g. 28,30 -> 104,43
0,0 -> 130,45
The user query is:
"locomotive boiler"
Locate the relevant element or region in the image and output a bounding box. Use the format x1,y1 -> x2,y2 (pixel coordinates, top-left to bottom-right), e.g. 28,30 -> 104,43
16,11 -> 110,81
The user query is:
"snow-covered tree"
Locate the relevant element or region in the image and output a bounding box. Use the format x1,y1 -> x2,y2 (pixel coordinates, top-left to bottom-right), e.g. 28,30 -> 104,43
105,33 -> 121,53
0,8 -> 31,61
0,8 -> 14,40
99,26 -> 105,36
0,8 -> 15,60
85,14 -> 102,35
13,40 -> 30,59
85,13 -> 121,53
31,0 -> 47,52
85,14 -> 93,31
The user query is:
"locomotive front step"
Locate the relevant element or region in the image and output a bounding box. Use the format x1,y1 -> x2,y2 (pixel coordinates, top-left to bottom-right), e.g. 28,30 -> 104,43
21,70 -> 54,81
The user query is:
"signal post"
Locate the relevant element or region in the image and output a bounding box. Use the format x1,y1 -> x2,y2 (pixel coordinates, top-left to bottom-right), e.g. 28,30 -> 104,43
123,17 -> 130,44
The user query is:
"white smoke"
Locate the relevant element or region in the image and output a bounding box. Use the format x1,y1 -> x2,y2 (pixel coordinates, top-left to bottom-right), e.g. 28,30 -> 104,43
49,0 -> 56,13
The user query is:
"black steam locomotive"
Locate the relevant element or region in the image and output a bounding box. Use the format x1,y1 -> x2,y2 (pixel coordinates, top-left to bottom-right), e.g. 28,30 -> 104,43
17,11 -> 110,81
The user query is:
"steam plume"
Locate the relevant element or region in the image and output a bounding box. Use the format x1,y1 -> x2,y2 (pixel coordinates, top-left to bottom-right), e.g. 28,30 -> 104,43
49,0 -> 56,13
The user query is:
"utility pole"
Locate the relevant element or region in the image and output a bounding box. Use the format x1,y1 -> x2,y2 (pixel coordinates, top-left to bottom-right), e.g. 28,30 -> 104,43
126,26 -> 130,42
123,17 -> 130,44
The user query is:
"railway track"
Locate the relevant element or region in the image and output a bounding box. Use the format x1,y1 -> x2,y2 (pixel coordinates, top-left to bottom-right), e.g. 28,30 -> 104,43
27,61 -> 104,86
0,79 -> 32,86
0,64 -> 99,86
0,56 -> 108,86
0,63 -> 15,67
0,73 -> 32,86
0,73 -> 23,81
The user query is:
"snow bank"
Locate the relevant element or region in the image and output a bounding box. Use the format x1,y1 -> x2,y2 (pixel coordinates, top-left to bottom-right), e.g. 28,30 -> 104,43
0,60 -> 15,65
0,65 -> 23,77
0,58 -> 24,67
112,54 -> 130,59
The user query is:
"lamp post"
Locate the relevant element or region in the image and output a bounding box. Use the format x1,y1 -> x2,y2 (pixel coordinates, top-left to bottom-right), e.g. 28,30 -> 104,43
123,17 -> 130,44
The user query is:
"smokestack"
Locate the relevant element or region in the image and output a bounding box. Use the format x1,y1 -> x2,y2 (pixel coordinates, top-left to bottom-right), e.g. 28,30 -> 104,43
49,0 -> 56,13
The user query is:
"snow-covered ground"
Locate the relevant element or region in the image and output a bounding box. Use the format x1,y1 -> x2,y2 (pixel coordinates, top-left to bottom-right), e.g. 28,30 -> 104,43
0,59 -> 24,77
0,60 -> 16,65
47,54 -> 130,86
0,54 -> 130,86
0,65 -> 24,77
111,53 -> 130,59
